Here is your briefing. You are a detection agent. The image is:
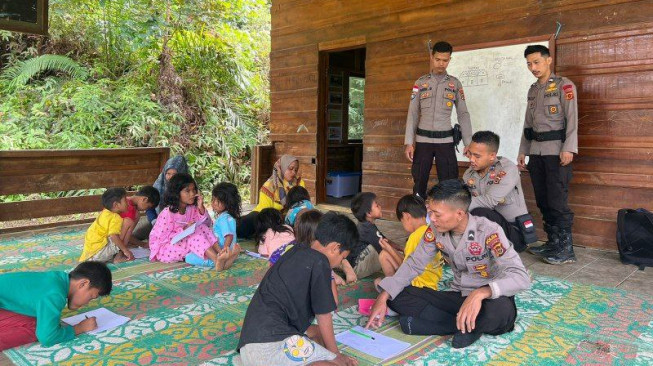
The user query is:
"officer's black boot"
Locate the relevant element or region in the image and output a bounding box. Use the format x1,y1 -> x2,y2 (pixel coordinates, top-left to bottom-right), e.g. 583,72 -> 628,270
528,224 -> 559,256
543,227 -> 577,265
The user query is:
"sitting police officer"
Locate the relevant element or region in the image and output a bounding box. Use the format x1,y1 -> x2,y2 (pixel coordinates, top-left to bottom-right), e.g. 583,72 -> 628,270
366,180 -> 530,349
463,131 -> 537,252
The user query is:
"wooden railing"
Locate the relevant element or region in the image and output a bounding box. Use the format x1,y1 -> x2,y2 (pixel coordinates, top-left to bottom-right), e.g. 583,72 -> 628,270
0,148 -> 169,233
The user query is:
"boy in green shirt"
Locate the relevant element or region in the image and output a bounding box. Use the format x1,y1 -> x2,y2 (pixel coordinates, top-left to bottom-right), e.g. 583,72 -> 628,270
0,261 -> 112,350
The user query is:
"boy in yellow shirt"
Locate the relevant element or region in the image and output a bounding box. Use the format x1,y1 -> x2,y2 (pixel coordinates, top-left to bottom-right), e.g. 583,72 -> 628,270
79,188 -> 133,263
374,194 -> 443,292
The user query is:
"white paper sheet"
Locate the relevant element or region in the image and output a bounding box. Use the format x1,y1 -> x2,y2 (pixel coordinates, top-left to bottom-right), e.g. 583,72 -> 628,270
62,307 -> 130,335
335,326 -> 410,360
171,223 -> 197,245
130,247 -> 150,259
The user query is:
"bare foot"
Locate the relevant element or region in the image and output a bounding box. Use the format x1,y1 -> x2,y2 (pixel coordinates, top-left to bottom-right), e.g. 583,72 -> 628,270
224,244 -> 241,270
113,252 -> 129,263
333,272 -> 346,286
215,249 -> 229,271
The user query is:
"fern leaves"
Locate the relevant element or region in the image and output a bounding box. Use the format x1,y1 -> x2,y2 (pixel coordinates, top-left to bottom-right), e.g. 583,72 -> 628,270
1,55 -> 88,91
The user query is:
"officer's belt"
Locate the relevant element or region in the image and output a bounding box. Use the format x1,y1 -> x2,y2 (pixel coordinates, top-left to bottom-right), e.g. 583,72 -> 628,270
524,128 -> 565,142
416,128 -> 453,138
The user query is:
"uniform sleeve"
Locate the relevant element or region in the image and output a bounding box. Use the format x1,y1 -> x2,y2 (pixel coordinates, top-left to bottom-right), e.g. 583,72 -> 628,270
518,93 -> 534,156
454,79 -> 473,146
560,80 -> 579,154
486,228 -> 531,299
35,295 -> 75,347
379,235 -> 438,299
310,258 -> 337,315
469,166 -> 520,212
404,81 -> 420,145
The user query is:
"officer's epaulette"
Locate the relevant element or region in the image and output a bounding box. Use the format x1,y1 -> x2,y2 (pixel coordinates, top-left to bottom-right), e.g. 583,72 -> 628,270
418,74 -> 431,81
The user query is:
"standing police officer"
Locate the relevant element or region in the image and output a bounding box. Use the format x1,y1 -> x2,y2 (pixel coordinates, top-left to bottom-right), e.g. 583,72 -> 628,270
405,41 -> 473,198
517,45 -> 578,265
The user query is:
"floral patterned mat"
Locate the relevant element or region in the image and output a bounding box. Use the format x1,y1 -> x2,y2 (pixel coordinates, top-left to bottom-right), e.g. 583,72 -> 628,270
1,227 -> 652,365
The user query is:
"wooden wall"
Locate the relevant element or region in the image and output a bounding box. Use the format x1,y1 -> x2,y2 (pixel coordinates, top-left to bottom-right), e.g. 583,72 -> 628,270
269,0 -> 653,250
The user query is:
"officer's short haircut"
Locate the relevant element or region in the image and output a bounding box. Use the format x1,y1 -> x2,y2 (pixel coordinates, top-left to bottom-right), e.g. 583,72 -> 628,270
524,45 -> 550,58
471,131 -> 500,153
396,194 -> 427,220
314,212 -> 359,253
432,41 -> 453,55
426,179 -> 471,212
102,188 -> 127,210
351,192 -> 376,222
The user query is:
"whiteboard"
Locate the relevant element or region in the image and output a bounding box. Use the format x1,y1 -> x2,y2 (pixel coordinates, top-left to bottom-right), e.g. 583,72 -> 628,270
448,41 -> 549,162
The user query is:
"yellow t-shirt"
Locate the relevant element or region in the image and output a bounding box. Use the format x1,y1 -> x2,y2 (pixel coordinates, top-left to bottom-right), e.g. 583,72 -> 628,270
404,224 -> 443,290
254,179 -> 306,212
79,209 -> 123,261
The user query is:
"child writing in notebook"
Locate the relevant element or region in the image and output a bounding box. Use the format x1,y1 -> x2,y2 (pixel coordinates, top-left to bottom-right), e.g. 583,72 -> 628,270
185,182 -> 241,270
283,186 -> 314,226
149,173 -> 229,271
254,208 -> 295,257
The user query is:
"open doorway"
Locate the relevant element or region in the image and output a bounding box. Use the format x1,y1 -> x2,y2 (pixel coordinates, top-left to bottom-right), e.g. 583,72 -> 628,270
316,47 -> 366,208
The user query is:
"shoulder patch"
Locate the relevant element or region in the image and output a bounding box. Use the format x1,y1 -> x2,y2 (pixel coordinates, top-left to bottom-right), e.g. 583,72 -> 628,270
424,227 -> 435,242
485,232 -> 506,257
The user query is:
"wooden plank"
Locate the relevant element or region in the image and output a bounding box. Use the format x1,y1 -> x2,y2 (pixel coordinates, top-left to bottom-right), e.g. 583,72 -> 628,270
0,168 -> 160,196
0,154 -> 162,177
0,195 -> 102,221
0,219 -> 95,235
0,147 -> 169,158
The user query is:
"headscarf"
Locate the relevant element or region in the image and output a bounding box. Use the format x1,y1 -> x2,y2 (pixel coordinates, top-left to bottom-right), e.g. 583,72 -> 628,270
153,155 -> 189,209
261,155 -> 300,206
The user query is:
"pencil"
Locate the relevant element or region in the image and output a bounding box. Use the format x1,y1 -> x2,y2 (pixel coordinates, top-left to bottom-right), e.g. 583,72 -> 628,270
350,328 -> 375,340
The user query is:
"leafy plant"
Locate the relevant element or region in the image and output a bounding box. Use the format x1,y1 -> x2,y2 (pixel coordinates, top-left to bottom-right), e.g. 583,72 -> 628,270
1,54 -> 88,91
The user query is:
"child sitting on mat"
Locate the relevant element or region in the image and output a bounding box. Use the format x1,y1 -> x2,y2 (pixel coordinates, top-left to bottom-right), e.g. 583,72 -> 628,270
149,173 -> 229,271
119,186 -> 160,248
236,212 -> 359,366
185,182 -> 241,270
283,186 -> 314,226
254,208 -> 295,257
80,188 -> 134,263
0,261 -> 112,350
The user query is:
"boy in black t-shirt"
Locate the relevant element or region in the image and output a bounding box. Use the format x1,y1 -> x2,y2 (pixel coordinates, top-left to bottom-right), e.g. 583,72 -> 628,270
349,192 -> 404,279
237,212 -> 359,366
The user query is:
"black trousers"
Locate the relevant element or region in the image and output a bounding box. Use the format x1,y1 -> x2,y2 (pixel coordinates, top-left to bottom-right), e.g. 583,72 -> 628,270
527,155 -> 574,229
412,142 -> 459,198
388,286 -> 517,336
236,211 -> 258,239
471,207 -> 526,252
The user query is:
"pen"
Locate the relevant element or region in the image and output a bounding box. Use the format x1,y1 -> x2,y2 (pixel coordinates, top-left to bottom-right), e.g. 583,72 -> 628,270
350,328 -> 375,340
85,315 -> 89,319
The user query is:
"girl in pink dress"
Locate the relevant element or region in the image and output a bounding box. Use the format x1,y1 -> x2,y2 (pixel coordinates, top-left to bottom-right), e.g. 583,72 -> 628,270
149,173 -> 228,270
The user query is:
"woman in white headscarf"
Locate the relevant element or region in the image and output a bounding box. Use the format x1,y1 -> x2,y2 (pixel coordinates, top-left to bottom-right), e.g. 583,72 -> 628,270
237,155 -> 305,239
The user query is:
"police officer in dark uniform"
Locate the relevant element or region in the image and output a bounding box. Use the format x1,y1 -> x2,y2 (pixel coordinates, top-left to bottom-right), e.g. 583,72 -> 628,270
405,41 -> 473,198
518,45 -> 578,265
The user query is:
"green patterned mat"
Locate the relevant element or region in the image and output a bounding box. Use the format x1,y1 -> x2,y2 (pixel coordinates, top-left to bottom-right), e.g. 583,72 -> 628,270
1,227 -> 652,365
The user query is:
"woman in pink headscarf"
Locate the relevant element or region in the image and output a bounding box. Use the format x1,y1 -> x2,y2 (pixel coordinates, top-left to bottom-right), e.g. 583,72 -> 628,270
237,155 -> 305,239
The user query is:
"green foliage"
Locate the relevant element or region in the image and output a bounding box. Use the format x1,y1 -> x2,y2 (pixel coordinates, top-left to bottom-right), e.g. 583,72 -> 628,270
1,54 -> 88,91
348,76 -> 365,140
0,0 -> 271,198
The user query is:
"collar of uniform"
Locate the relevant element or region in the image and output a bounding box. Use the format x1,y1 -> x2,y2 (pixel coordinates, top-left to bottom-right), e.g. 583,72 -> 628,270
429,72 -> 450,82
442,214 -> 479,254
